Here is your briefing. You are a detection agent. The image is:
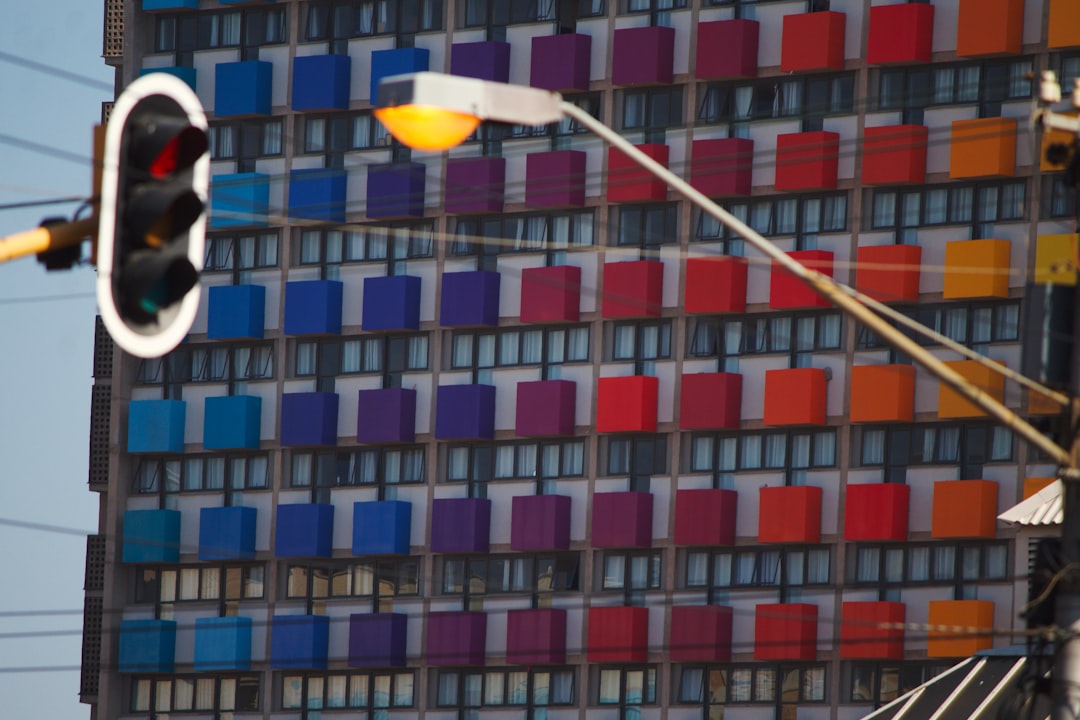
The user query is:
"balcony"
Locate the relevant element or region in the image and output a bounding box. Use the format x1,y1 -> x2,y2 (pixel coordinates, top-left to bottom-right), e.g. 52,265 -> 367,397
596,376 -> 659,434
511,494 -> 571,551
608,144 -> 669,202
520,265 -> 581,323
780,11 -> 845,72
127,399 -> 185,453
362,275 -> 421,332
440,270 -> 500,327
366,162 -> 425,219
862,125 -> 928,185
352,501 -> 411,555
349,613 -> 408,667
591,492 -> 653,548
844,484 -> 909,541
685,256 -> 747,314
588,606 -> 648,662
612,26 -> 674,86
956,0 -> 1023,56
356,388 -> 417,444
291,54 -> 350,111
198,506 -> 256,561
602,260 -> 663,318
942,239 -> 1010,300
774,131 -> 840,191
427,611 -> 487,666
435,384 -> 496,441
849,365 -> 915,423
671,606 -> 733,662
840,602 -> 904,659
855,244 -> 921,303
444,156 -> 506,214
673,488 -> 736,546
755,603 -> 817,661
203,395 -> 260,450
271,615 -> 330,669
937,360 -> 1005,419
207,284 -> 265,339
122,509 -> 181,564
679,372 -> 742,430
525,151 -> 587,208
770,250 -> 833,309
431,498 -> 491,553
696,19 -> 758,79
931,480 -> 998,539
763,368 -> 827,426
867,3 -> 933,64
927,600 -> 993,657
758,486 -> 822,543
531,33 -> 591,91
274,503 -> 334,558
507,608 -> 567,665
516,380 -> 576,437
949,118 -> 1017,179
280,392 -> 339,447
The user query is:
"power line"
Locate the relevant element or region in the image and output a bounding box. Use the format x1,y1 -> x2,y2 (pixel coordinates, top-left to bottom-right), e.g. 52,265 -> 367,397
0,50 -> 113,93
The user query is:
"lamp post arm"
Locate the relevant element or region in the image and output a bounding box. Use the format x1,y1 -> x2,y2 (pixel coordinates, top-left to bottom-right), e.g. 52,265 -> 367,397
559,101 -> 1070,466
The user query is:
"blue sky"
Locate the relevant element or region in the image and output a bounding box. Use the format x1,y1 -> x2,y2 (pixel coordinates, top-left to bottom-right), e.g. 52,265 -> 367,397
0,2 -> 113,718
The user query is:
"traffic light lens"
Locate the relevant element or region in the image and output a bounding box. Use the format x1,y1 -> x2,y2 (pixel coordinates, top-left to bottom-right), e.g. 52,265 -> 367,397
146,126 -> 208,179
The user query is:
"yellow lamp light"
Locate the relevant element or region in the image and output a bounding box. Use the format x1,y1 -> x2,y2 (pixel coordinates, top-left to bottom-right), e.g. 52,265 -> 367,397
374,105 -> 481,152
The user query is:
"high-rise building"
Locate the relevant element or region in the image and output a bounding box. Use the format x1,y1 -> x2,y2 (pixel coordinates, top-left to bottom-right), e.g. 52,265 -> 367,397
80,1 -> 1080,719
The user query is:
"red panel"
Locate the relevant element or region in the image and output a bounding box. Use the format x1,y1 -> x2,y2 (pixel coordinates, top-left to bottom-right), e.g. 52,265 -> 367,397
691,138 -> 754,197
867,3 -> 934,65
612,25 -> 675,86
780,11 -> 845,72
841,602 -> 905,659
755,603 -> 817,661
671,606 -> 733,662
770,250 -> 833,309
506,608 -> 567,665
758,486 -> 822,543
602,260 -> 664,318
520,265 -> 581,323
597,376 -> 659,433
845,483 -> 910,541
775,131 -> 840,192
587,606 -> 648,663
696,19 -> 758,79
680,372 -> 742,430
525,150 -> 586,208
855,244 -> 922,303
591,491 -> 653,548
608,144 -> 670,202
674,488 -> 737,546
763,368 -> 827,427
862,125 -> 928,185
685,257 -> 748,314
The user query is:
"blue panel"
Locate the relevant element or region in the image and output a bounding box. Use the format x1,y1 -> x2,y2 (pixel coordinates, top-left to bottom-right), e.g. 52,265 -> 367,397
139,66 -> 197,90
370,47 -> 430,100
210,172 -> 270,229
204,395 -> 261,450
123,509 -> 182,563
353,501 -> 411,555
289,168 -> 348,223
440,271 -> 500,327
292,54 -> 351,111
194,617 -> 252,671
208,284 -> 266,340
127,399 -> 186,453
143,0 -> 198,8
271,615 -> 330,669
284,280 -> 343,335
215,61 -> 272,116
275,503 -> 334,558
119,620 -> 176,673
281,392 -> 339,447
366,162 -> 424,218
220,0 -> 276,3
199,506 -> 257,560
362,275 -> 421,331
435,384 -> 496,441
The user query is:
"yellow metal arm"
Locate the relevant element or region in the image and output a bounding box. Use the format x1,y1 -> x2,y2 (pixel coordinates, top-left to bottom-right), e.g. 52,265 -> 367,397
0,216 -> 96,265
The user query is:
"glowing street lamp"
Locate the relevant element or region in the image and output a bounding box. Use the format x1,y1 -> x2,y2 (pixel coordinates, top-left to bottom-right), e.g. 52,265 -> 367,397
374,71 -> 1068,465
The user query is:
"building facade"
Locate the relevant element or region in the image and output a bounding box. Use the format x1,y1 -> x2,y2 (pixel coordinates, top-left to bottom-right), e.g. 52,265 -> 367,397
81,1 -> 1080,719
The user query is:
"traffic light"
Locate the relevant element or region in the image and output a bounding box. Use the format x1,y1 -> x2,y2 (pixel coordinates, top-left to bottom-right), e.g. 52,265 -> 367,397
97,73 -> 209,358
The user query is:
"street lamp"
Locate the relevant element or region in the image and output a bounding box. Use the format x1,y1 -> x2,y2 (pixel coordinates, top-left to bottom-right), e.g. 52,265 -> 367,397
375,71 -> 1068,465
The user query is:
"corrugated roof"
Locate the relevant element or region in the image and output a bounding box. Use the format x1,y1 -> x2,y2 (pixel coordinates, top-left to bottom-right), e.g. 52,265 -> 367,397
997,480 -> 1063,527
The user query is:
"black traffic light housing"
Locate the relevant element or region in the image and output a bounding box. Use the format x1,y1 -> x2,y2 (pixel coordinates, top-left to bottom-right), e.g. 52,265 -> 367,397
97,73 -> 209,358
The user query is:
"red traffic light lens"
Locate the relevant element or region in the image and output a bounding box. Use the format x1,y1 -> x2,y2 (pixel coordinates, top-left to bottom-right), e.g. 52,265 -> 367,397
148,126 -> 207,178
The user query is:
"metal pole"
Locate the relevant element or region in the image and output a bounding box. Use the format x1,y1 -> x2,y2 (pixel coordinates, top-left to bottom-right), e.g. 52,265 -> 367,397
0,216 -> 96,265
561,101 -> 1071,466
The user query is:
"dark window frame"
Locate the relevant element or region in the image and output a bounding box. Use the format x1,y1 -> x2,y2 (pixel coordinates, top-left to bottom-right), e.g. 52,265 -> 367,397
292,333 -> 430,392
677,663 -> 828,709
853,422 -> 1014,482
604,434 -> 669,491
850,541 -> 1009,601
451,209 -> 596,269
281,670 -> 416,711
686,429 -> 838,488
289,445 -> 427,498
304,0 -> 445,53
130,674 -> 261,714
697,72 -> 856,132
448,324 -> 591,384
434,667 -> 576,712
154,7 -> 288,64
440,552 -> 581,609
876,57 -> 1033,120
133,453 -> 272,495
296,220 -> 435,278
444,438 -> 587,497
695,193 -> 849,252
204,230 -> 280,282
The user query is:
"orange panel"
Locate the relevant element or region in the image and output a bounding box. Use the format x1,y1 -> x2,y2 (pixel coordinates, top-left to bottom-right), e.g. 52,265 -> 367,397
956,0 -> 1023,56
949,118 -> 1016,179
1049,0 -> 1080,48
850,365 -> 914,423
763,368 -> 827,426
1024,477 -> 1056,499
942,239 -> 1010,300
937,360 -> 1006,419
855,244 -> 921,303
1029,388 -> 1062,416
758,486 -> 822,544
931,480 -> 998,539
927,600 -> 993,657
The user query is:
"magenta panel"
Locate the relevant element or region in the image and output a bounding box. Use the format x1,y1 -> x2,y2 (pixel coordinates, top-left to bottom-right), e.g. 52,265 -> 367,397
612,25 -> 675,86
426,611 -> 486,666
506,608 -> 567,665
530,33 -> 591,91
691,138 -> 754,197
510,494 -> 571,551
444,156 -> 506,214
515,379 -> 576,437
591,492 -> 653,548
525,150 -> 587,208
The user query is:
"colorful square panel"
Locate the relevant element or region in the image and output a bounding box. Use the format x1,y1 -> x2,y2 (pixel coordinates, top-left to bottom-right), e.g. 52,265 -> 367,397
937,360 -> 1006,419
774,132 -> 840,192
587,606 -> 648,663
208,284 -> 265,339
685,257 -> 748,314
444,156 -> 506,214
274,503 -> 334,558
357,388 -> 416,444
679,372 -> 742,430
956,0 -> 1023,56
608,144 -> 669,202
596,376 -> 659,434
927,600 -> 993,657
942,239 -> 1010,299
284,280 -> 343,336
271,615 -> 330,669
525,150 -> 586,208
435,384 -> 496,441
855,244 -> 921,303
781,12 -> 845,72
867,3 -> 934,64
203,395 -> 260,450
520,265 -> 581,323
289,168 -> 347,223
591,492 -> 653,548
370,47 -> 430,99
362,275 -> 421,331
691,138 -> 753,197
450,41 -> 510,82
840,602 -> 905,659
118,619 -> 176,673
845,483 -> 909,541
758,486 -> 822,543
366,162 -> 425,219
291,54 -> 350,111
440,271 -> 500,327
128,399 -> 185,453
280,392 -> 339,447
531,33 -> 591,91
353,500 -> 411,556
931,480 -> 998,538
770,250 -> 833,309
214,61 -> 271,116
122,509 -> 181,564
755,603 -> 817,661
696,19 -> 758,79
209,172 -> 270,229
199,506 -> 257,561
670,606 -> 733,662
673,488 -> 737,547
194,617 -> 252,672
763,368 -> 827,426
349,613 -> 408,667
612,26 -> 675,86
510,494 -> 571,552
850,365 -> 915,424
431,497 -> 491,553
516,380 -> 576,437
427,611 -> 487,666
506,608 -> 567,665
862,125 -> 928,185
602,260 -> 663,318
949,118 -> 1017,179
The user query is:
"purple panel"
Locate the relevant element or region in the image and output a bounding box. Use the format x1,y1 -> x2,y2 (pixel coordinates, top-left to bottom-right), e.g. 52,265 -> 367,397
516,380 -> 575,437
348,613 -> 407,667
435,384 -> 496,440
507,608 -> 567,665
366,162 -> 425,219
440,271 -> 500,327
445,157 -> 506,214
612,26 -> 675,86
592,492 -> 653,548
280,393 -> 339,447
431,497 -> 491,553
356,388 -> 416,443
511,495 -> 571,551
530,33 -> 591,91
525,151 -> 586,208
427,611 -> 487,666
450,41 -> 510,82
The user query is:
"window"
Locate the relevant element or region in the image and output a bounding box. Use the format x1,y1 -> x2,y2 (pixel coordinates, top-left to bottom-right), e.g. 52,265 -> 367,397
878,58 -> 1032,120
445,439 -> 586,496
621,86 -> 684,140
687,430 -> 837,487
597,666 -> 657,709
696,194 -> 848,252
131,675 -> 260,714
301,112 -> 391,154
851,542 -> 1008,600
509,93 -> 601,149
290,446 -> 426,490
688,311 -> 842,372
452,210 -> 595,267
134,565 -> 265,604
605,435 -> 669,490
616,204 -> 678,257
600,550 -> 662,605
209,118 -> 283,168
869,181 -> 1026,239
856,301 -> 1019,352
441,553 -> 580,597
1043,174 -> 1077,219
698,73 -> 855,131
297,222 -> 434,278
449,325 -> 590,383
854,423 -> 1013,482
609,320 -> 672,377
435,668 -> 575,711
133,454 -> 272,494
282,671 -> 415,711
204,231 -> 279,279
137,342 -> 275,388
293,334 -> 429,389
155,7 -> 287,63
846,661 -> 953,706
677,664 -> 827,710
685,547 -> 830,598
286,560 -> 420,600
618,0 -> 686,26
305,0 -> 443,52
